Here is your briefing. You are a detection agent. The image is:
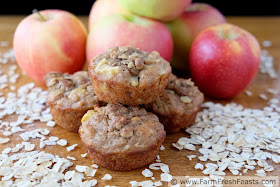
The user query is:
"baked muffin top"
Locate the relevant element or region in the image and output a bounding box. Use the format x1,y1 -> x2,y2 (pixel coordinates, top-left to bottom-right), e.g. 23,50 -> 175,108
44,71 -> 99,109
148,74 -> 204,115
79,104 -> 166,153
89,47 -> 171,88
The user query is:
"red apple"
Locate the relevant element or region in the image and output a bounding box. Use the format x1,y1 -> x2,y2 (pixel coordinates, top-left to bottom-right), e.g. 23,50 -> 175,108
88,0 -> 127,31
86,13 -> 173,63
167,3 -> 226,72
189,23 -> 261,99
118,0 -> 191,21
13,9 -> 87,84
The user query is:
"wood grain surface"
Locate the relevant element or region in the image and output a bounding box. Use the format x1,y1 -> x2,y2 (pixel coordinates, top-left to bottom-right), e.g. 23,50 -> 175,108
0,16 -> 279,186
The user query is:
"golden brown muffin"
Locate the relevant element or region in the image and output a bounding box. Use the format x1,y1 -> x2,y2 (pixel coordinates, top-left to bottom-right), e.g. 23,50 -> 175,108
145,74 -> 204,133
44,71 -> 100,132
88,47 -> 172,106
79,104 -> 166,171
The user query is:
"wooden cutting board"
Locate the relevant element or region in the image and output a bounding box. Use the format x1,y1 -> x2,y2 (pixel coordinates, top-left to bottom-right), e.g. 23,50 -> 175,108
0,16 -> 279,186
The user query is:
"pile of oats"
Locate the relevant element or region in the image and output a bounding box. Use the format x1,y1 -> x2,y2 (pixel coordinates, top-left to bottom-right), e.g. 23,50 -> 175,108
0,151 -> 98,186
173,99 -> 280,179
0,82 -> 63,152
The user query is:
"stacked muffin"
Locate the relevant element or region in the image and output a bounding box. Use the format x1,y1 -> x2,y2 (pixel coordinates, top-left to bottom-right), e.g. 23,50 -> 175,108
44,47 -> 204,171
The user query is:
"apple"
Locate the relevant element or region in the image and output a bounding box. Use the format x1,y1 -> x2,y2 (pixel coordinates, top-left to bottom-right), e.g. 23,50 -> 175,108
86,13 -> 173,63
189,23 -> 261,99
166,3 -> 226,72
118,0 -> 191,21
13,9 -> 87,84
89,0 -> 127,31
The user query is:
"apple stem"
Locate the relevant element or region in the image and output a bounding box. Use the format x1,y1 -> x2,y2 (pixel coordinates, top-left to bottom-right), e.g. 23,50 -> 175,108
32,9 -> 47,21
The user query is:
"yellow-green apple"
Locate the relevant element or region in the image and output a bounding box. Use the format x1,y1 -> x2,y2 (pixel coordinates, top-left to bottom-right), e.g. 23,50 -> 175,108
189,23 -> 261,99
13,9 -> 87,84
166,3 -> 226,72
86,13 -> 173,62
89,0 -> 127,31
118,0 -> 191,21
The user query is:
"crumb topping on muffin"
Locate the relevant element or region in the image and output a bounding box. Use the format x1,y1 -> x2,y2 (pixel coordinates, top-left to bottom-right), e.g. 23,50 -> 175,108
166,74 -> 195,98
80,104 -> 165,153
90,47 -> 171,87
44,71 -> 99,109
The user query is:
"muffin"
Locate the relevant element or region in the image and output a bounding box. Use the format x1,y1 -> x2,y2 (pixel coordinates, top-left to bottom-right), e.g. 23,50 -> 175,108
79,104 -> 166,171
44,71 -> 100,132
145,74 -> 204,133
88,46 -> 172,106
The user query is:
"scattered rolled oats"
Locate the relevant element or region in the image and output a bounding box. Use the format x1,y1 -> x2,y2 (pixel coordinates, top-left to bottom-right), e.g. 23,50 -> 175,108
172,142 -> 183,150
194,163 -> 204,170
64,170 -> 76,180
160,173 -> 172,182
2,147 -> 11,154
264,165 -> 274,172
46,120 -> 56,127
3,131 -> 12,136
66,144 -> 78,152
160,165 -> 170,174
183,144 -> 196,151
43,140 -> 56,146
39,141 -> 45,149
256,169 -> 266,177
259,93 -> 268,100
230,170 -> 239,175
81,153 -> 87,158
24,142 -> 35,151
75,165 -> 88,173
91,164 -> 99,169
149,163 -> 168,172
259,50 -> 277,79
142,169 -> 153,178
85,167 -> 97,177
187,155 -> 196,160
153,181 -> 163,186
57,139 -> 67,146
267,88 -> 278,95
11,147 -> 20,153
0,137 -> 9,144
156,155 -> 161,162
49,136 -> 59,142
175,101 -> 280,177
67,156 -> 76,161
130,180 -> 154,187
102,174 -> 112,181
262,40 -> 272,47
0,41 -> 9,47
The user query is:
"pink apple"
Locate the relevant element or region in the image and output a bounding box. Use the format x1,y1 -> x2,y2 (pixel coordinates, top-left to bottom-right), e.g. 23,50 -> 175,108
118,0 -> 191,21
88,0 -> 127,31
189,23 -> 261,99
13,9 -> 87,84
86,13 -> 173,63
167,3 -> 226,72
